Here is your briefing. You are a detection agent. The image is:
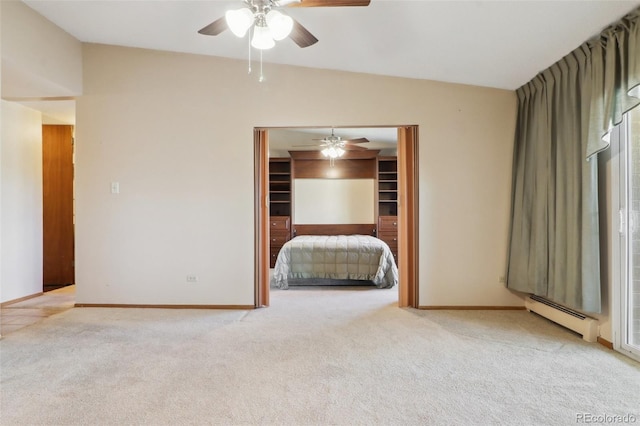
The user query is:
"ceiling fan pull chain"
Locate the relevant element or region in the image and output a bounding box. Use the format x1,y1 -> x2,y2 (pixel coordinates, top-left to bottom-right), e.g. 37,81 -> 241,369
259,50 -> 265,82
248,28 -> 252,74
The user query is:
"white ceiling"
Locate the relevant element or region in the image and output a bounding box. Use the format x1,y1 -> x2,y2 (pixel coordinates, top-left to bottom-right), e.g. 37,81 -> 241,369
269,127 -> 398,156
22,0 -> 640,91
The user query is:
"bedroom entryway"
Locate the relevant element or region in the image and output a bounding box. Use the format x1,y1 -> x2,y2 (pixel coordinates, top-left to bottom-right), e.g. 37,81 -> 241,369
254,125 -> 418,308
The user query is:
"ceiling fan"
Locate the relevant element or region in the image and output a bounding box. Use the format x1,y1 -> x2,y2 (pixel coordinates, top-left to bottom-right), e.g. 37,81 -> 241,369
198,0 -> 371,50
294,128 -> 370,159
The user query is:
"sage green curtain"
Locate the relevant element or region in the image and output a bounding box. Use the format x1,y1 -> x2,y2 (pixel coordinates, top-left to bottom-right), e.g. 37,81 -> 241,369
507,8 -> 640,313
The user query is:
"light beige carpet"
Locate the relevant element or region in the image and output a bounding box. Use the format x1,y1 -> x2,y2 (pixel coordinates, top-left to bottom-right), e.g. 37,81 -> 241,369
1,286 -> 639,425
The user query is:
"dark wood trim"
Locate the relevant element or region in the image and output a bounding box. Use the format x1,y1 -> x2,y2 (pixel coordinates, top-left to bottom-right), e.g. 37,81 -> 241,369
294,223 -> 376,236
289,150 -> 380,160
293,158 -> 376,179
291,156 -> 296,227
74,304 -> 254,309
374,158 -> 380,219
418,306 -> 527,310
398,126 -> 419,308
597,336 -> 614,349
1,292 -> 44,306
255,129 -> 270,307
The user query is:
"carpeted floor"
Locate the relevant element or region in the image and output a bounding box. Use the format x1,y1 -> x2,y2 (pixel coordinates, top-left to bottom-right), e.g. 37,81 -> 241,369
1,286 -> 639,425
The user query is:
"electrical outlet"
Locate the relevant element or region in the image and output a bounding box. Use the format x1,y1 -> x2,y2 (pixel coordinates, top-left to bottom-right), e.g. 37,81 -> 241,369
499,275 -> 506,284
186,275 -> 198,283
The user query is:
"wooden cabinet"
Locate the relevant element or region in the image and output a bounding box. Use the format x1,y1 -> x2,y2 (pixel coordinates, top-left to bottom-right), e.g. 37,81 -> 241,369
269,216 -> 291,268
269,158 -> 292,268
378,216 -> 398,264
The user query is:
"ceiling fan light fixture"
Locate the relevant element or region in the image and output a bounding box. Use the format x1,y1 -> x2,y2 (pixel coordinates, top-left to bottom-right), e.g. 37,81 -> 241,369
266,10 -> 294,41
252,24 -> 275,49
251,14 -> 276,50
225,8 -> 254,37
321,146 -> 345,159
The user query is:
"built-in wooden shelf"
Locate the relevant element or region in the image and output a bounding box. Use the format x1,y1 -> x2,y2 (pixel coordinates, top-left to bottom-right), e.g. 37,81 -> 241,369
378,157 -> 398,217
269,158 -> 291,217
269,158 -> 292,268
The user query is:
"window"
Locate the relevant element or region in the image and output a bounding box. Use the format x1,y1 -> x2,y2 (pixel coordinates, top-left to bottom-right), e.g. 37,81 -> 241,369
612,107 -> 640,362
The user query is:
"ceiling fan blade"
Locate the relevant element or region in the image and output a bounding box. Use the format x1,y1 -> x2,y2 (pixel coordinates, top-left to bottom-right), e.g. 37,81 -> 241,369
276,0 -> 303,6
289,19 -> 319,48
198,17 -> 228,36
287,0 -> 370,7
292,143 -> 321,147
343,137 -> 369,144
343,144 -> 368,151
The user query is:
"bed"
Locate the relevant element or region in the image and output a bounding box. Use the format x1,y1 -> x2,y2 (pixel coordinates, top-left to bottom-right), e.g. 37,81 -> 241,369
272,224 -> 398,290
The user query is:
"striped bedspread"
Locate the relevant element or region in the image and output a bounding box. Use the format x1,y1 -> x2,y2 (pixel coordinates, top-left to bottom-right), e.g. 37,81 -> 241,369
272,235 -> 398,289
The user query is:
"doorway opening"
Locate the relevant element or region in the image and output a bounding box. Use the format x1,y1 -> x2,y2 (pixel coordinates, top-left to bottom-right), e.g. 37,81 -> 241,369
254,125 -> 418,308
42,123 -> 75,292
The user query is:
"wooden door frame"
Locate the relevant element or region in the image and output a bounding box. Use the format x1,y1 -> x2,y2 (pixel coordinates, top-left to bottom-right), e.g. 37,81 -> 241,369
254,129 -> 270,307
397,126 -> 419,307
254,125 -> 419,308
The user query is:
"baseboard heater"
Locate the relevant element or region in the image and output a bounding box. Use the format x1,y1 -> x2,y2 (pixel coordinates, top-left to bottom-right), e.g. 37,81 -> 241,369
525,295 -> 598,342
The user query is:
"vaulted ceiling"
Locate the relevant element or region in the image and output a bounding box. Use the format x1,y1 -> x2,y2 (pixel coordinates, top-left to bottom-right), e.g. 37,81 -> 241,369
22,0 -> 640,90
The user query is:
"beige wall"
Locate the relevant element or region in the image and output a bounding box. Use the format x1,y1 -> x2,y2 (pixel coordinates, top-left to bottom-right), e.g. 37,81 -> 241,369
0,100 -> 43,303
76,43 -> 523,307
1,0 -> 82,98
0,0 -> 82,306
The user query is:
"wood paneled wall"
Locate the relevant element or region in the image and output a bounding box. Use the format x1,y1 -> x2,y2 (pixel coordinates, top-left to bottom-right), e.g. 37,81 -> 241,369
289,150 -> 379,179
294,223 -> 377,237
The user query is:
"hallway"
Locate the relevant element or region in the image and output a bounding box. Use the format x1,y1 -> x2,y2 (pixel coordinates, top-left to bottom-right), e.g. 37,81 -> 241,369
0,286 -> 75,336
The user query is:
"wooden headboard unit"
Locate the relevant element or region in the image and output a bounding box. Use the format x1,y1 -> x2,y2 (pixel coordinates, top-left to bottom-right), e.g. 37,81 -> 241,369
293,224 -> 376,237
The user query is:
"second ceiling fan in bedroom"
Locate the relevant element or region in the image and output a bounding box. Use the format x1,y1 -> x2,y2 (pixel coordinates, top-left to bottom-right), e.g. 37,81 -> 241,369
294,128 -> 370,165
198,0 -> 371,50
